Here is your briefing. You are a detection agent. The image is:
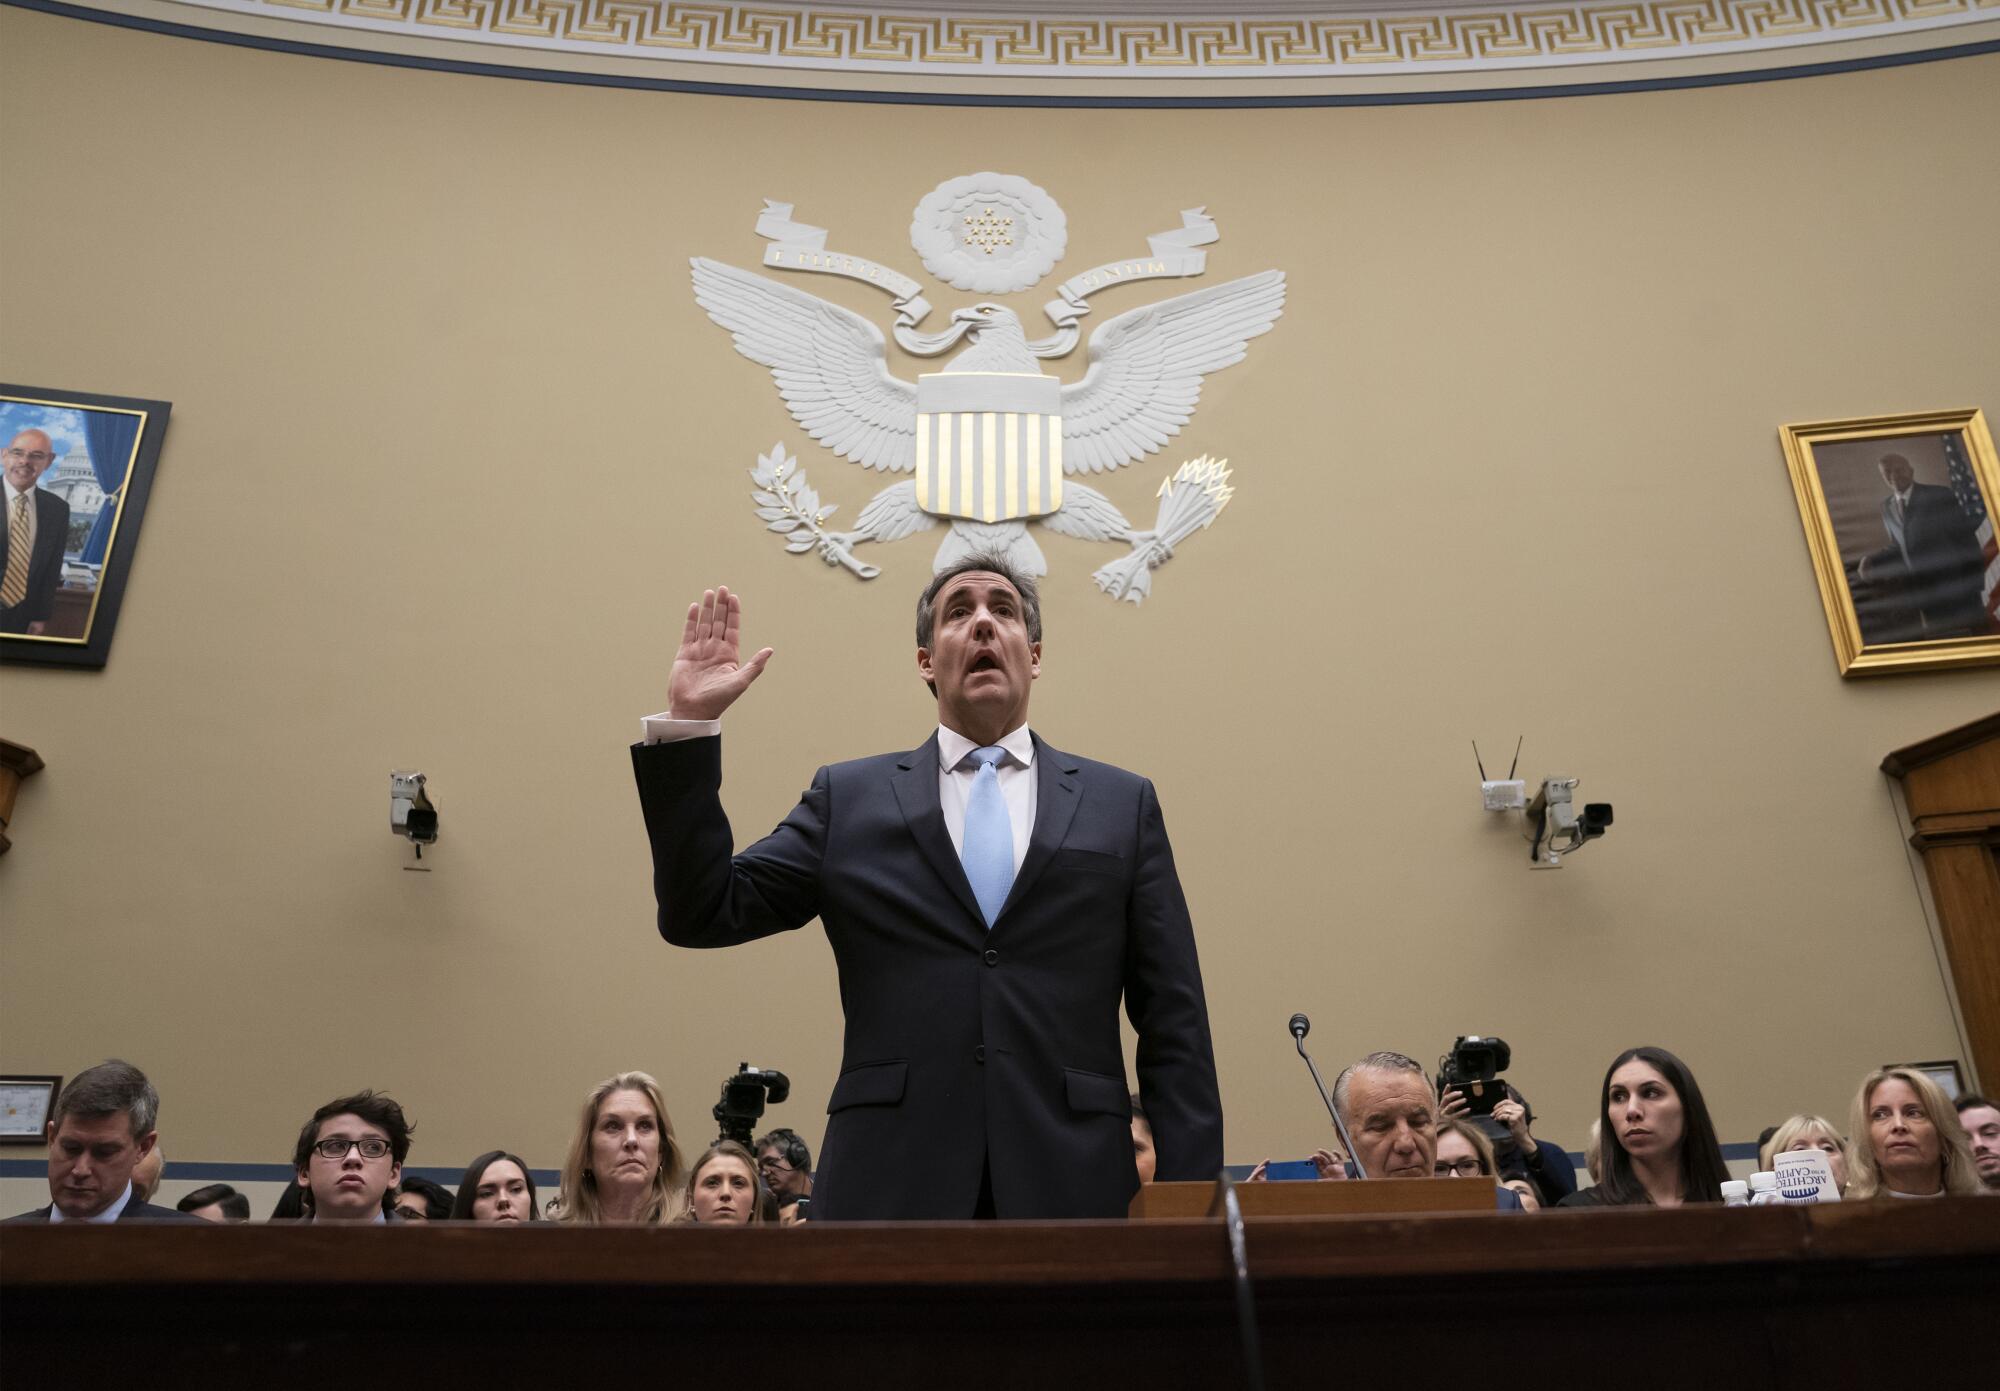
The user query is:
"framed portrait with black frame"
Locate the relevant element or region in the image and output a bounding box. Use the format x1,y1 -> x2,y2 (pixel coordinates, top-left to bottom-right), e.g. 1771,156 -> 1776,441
1779,407 -> 2000,677
0,385 -> 171,669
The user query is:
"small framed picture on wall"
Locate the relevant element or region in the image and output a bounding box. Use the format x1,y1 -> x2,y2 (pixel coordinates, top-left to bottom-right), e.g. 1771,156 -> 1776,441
0,1076 -> 63,1142
1779,408 -> 2000,676
1,385 -> 172,670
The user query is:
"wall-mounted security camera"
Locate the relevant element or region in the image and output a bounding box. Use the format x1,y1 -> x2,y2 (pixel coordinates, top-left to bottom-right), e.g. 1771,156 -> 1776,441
1525,775 -> 1612,869
390,770 -> 437,862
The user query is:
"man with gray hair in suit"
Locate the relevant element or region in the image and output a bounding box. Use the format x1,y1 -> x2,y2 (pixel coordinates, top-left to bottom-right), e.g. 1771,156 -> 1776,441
3,1061 -> 202,1223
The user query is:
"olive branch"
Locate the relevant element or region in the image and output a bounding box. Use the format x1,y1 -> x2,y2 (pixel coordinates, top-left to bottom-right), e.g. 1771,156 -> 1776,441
750,444 -> 880,579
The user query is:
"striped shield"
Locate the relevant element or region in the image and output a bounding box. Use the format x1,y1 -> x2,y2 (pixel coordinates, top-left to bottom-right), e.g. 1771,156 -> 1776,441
913,372 -> 1063,523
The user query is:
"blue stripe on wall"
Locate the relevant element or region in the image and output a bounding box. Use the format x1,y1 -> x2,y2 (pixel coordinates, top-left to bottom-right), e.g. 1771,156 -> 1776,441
5,0 -> 1997,110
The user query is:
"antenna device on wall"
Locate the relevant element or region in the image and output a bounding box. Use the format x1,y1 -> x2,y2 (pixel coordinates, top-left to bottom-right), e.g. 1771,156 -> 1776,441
1474,737 -> 1525,812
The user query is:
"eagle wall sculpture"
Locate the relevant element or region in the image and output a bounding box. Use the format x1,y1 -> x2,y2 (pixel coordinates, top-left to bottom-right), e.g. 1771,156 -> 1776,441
689,173 -> 1286,601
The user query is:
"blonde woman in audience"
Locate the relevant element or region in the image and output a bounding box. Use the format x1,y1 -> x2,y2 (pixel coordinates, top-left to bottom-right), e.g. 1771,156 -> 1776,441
1759,1114 -> 1850,1192
1583,1118 -> 1603,1186
548,1071 -> 688,1224
1845,1066 -> 1981,1200
677,1140 -> 767,1225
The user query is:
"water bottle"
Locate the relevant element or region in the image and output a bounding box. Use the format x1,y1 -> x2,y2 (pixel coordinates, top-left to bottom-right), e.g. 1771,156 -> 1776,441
1721,1179 -> 1749,1207
1748,1171 -> 1781,1205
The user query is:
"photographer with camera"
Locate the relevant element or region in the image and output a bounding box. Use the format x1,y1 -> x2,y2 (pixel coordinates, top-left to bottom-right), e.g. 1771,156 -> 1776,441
754,1126 -> 814,1212
1435,1038 -> 1577,1208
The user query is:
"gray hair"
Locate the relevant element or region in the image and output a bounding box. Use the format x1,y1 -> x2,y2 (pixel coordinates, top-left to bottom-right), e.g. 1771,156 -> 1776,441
52,1059 -> 159,1140
1331,1050 -> 1427,1125
915,552 -> 1043,649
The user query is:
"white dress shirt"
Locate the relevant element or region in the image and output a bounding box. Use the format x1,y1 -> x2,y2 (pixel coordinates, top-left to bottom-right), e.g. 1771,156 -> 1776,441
934,722 -> 1035,877
640,714 -> 1038,877
48,1181 -> 133,1223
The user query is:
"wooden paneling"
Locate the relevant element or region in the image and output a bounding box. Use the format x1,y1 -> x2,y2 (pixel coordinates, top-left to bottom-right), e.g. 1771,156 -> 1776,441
2,1204 -> 1994,1386
1884,714 -> 2000,1093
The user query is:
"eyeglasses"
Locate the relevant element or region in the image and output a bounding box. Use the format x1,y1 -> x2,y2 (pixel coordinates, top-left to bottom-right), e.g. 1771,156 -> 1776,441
756,1155 -> 795,1173
313,1136 -> 393,1160
4,449 -> 54,465
1433,1158 -> 1486,1177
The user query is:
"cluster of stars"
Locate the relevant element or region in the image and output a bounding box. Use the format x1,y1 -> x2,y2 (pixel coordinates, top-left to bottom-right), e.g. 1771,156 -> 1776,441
963,207 -> 1015,255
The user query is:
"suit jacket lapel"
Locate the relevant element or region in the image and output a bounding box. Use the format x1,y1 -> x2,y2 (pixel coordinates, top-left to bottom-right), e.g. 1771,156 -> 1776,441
892,734 -> 987,931
998,733 -> 1080,924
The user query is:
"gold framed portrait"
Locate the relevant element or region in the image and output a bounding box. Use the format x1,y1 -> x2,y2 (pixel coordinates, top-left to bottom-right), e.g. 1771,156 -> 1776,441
1779,408 -> 2000,677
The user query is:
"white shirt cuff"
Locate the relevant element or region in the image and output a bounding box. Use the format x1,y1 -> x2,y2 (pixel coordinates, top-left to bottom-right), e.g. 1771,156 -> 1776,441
641,713 -> 722,744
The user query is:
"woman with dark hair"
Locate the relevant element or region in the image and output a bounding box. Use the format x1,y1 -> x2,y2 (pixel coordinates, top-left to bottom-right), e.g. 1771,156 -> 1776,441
449,1150 -> 540,1223
1558,1046 -> 1728,1208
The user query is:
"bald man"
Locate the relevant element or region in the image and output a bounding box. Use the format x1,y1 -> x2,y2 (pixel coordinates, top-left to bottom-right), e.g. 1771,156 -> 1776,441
1,429 -> 72,637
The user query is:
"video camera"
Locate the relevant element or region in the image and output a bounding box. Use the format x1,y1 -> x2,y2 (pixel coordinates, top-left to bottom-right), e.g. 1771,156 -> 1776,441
1436,1035 -> 1511,1118
713,1062 -> 790,1147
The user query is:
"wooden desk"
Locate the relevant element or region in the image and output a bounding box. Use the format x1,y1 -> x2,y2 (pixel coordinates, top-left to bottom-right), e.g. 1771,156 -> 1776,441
3,1200 -> 1995,1386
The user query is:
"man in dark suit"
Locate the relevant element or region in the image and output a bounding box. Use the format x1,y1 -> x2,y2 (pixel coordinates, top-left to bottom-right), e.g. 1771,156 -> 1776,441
2,1060 -> 204,1224
1,428 -> 73,637
632,555 -> 1222,1220
1857,451 -> 1990,638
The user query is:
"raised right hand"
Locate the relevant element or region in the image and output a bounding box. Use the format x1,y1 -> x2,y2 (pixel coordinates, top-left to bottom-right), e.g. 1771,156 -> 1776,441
668,586 -> 774,721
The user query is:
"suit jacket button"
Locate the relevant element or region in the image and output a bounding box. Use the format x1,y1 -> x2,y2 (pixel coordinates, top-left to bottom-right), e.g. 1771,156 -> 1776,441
983,949 -> 999,967
974,1045 -> 986,1064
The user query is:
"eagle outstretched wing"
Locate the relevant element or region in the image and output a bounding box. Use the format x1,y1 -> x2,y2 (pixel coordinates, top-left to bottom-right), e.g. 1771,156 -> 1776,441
1059,270 -> 1286,475
691,257 -> 918,473
853,480 -> 940,543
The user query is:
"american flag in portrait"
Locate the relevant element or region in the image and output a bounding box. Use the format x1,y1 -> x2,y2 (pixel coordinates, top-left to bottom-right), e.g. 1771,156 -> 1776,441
1942,431 -> 2000,629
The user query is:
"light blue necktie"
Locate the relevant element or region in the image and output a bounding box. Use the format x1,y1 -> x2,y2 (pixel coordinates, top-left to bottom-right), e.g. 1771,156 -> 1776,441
959,746 -> 1014,928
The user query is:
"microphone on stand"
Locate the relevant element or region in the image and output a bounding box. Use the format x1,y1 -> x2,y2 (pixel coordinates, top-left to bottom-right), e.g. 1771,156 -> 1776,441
1289,1013 -> 1368,1179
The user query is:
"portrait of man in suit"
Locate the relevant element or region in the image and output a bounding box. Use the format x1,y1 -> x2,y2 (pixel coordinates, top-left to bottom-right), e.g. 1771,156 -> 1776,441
631,555 -> 1222,1220
1,427 -> 72,637
1854,450 -> 1991,642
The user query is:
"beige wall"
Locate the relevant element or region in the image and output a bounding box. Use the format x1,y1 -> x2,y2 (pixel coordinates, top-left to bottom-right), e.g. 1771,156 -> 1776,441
2,7 -> 1997,1185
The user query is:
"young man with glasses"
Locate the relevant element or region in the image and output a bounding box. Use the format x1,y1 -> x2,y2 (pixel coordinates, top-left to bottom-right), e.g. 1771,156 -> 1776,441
291,1091 -> 412,1223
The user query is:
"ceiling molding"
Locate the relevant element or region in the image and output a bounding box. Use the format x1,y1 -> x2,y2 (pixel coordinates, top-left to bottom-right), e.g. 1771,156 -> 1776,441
143,0 -> 1998,81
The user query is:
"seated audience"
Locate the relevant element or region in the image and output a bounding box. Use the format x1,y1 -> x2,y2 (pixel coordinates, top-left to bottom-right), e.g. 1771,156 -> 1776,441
1845,1066 -> 1981,1199
1129,1093 -> 1156,1185
1435,1115 -> 1529,1210
1759,1114 -> 1850,1192
548,1071 -> 687,1225
1954,1094 -> 2000,1191
1332,1051 -> 1438,1179
754,1127 -> 814,1206
1326,1050 -> 1521,1209
1489,1087 -> 1577,1207
176,1183 -> 252,1223
3,1060 -> 202,1224
291,1090 -> 413,1224
1434,1116 -> 1499,1179
131,1145 -> 165,1205
269,1180 -> 308,1222
1558,1046 -> 1727,1207
392,1175 -> 453,1222
678,1140 -> 766,1225
450,1150 -> 540,1222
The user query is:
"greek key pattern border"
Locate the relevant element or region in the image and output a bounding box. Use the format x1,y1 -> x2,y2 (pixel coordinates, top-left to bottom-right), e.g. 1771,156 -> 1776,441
187,0 -> 2000,71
